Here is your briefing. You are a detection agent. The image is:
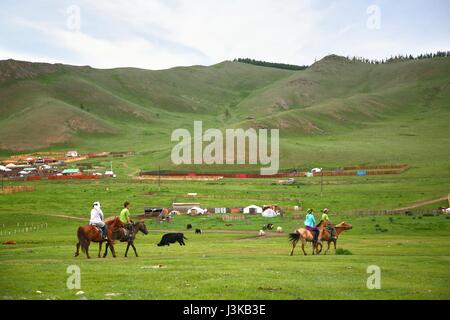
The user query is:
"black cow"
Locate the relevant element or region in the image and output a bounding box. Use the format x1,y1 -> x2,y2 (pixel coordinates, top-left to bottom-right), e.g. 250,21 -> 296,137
187,224 -> 193,230
157,233 -> 187,246
195,229 -> 202,234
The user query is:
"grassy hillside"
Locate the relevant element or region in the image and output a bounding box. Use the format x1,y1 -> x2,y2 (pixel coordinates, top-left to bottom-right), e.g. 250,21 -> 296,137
0,55 -> 449,174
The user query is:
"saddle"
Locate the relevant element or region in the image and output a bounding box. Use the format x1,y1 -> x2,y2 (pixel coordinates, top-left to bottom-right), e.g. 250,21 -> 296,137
113,227 -> 131,241
89,224 -> 106,240
90,224 -> 101,233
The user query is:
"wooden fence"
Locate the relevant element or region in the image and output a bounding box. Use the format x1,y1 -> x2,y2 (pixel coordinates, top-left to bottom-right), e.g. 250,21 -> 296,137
222,214 -> 246,222
0,186 -> 35,194
348,208 -> 441,216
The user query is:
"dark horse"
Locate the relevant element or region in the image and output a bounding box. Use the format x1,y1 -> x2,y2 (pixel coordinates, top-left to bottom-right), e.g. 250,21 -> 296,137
74,217 -> 124,259
103,221 -> 149,257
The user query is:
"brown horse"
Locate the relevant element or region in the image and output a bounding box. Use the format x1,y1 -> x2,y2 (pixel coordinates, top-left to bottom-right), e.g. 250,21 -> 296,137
318,221 -> 353,255
288,226 -> 323,256
103,221 -> 149,258
74,217 -> 124,259
289,221 -> 352,256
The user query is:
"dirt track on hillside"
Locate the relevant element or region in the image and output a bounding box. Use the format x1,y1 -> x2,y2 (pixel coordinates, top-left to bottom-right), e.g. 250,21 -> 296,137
394,195 -> 448,211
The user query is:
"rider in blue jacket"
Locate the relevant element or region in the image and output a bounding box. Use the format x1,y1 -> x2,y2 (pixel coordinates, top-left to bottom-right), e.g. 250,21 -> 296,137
304,208 -> 319,243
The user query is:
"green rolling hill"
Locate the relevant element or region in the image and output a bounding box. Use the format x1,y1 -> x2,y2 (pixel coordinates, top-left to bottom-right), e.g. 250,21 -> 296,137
0,55 -> 449,172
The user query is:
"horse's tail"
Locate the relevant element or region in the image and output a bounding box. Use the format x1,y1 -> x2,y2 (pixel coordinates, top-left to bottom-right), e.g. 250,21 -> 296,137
288,231 -> 300,243
77,227 -> 89,253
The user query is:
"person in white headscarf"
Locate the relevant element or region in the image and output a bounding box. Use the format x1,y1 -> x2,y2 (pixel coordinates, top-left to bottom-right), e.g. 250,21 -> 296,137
89,201 -> 107,239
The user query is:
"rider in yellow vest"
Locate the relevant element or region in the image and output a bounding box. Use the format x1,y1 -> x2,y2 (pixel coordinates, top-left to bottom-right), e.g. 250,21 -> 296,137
321,208 -> 337,240
119,201 -> 133,240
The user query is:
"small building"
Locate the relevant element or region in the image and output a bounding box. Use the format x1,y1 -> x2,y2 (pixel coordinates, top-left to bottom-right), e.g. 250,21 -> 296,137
105,171 -> 116,178
243,205 -> 263,214
62,168 -> 81,176
172,203 -> 201,213
187,206 -> 206,215
144,207 -> 164,217
66,151 -> 79,158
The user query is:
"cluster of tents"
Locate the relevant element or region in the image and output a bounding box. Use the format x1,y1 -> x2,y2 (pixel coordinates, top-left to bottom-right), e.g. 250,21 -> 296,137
181,204 -> 281,218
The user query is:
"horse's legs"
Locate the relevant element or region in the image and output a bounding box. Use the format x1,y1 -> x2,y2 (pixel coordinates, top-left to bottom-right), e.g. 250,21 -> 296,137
290,240 -> 298,256
131,243 -> 138,257
85,242 -> 91,259
98,242 -> 103,258
103,243 -> 109,258
301,241 -> 307,256
333,240 -> 337,253
108,241 -> 117,258
325,241 -> 330,255
74,242 -> 80,257
125,242 -> 130,257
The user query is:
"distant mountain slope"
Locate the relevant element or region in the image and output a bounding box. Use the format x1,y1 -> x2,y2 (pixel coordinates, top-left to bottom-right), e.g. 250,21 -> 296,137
0,55 -> 449,153
0,60 -> 294,150
234,55 -> 450,133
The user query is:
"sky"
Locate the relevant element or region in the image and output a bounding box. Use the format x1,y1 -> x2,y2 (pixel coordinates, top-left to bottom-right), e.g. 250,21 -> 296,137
0,0 -> 449,70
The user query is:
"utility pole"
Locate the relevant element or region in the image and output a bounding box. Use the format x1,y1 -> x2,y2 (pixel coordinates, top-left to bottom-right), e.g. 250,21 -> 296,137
320,167 -> 324,197
158,165 -> 161,192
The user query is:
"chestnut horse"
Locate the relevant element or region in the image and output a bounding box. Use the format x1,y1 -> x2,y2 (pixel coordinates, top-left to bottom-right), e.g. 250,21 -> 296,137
74,217 -> 124,259
103,221 -> 149,258
289,221 -> 352,256
318,221 -> 353,255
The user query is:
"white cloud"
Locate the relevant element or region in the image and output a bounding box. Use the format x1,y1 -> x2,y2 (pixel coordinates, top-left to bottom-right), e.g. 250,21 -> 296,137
3,0 -> 327,69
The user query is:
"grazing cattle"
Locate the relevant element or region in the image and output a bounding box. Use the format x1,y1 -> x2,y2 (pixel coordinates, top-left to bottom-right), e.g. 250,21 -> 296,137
195,228 -> 202,234
157,233 -> 187,246
259,230 -> 266,236
277,226 -> 283,233
187,224 -> 193,230
262,223 -> 274,231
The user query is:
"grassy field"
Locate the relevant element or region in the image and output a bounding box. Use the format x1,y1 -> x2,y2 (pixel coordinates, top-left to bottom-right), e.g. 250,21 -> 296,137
0,174 -> 449,300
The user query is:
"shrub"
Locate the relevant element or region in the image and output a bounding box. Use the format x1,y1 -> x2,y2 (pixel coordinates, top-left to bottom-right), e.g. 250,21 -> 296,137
422,213 -> 435,217
335,248 -> 352,255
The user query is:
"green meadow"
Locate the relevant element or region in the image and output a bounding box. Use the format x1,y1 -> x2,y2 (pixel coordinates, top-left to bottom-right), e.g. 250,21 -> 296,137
0,171 -> 449,300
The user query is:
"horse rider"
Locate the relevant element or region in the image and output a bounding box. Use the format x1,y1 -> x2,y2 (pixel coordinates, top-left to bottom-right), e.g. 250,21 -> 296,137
119,201 -> 133,241
90,201 -> 108,239
304,208 -> 320,243
321,208 -> 337,240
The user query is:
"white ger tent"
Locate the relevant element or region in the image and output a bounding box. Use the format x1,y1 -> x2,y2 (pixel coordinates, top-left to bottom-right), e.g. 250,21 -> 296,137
243,205 -> 263,214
